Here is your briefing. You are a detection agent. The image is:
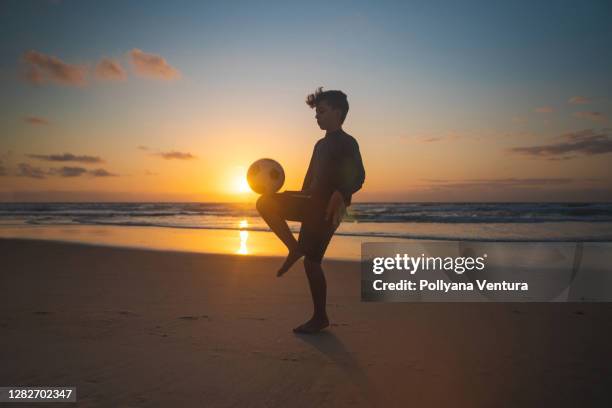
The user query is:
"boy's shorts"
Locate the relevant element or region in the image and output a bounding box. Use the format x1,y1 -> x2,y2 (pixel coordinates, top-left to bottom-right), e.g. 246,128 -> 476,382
270,191 -> 338,264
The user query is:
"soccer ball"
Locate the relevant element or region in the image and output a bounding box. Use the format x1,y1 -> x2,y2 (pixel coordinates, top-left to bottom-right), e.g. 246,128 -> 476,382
247,158 -> 285,195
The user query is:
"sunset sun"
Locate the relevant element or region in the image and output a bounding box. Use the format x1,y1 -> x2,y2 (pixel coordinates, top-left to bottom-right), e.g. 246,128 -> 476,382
234,174 -> 251,194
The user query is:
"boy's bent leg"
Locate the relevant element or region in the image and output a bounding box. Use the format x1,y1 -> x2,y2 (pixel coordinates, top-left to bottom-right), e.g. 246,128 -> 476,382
256,194 -> 298,251
293,257 -> 329,334
256,194 -> 304,276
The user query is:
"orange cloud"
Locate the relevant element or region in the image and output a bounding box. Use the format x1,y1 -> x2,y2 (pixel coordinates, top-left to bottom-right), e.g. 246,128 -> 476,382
17,163 -> 47,179
15,163 -> 118,178
49,166 -> 88,177
568,96 -> 591,104
24,67 -> 45,85
421,137 -> 443,143
129,49 -> 180,80
24,116 -> 50,125
423,178 -> 574,188
95,58 -> 127,81
22,50 -> 87,86
89,168 -> 118,177
157,151 -> 196,160
534,106 -> 554,113
26,153 -> 103,163
573,111 -> 607,122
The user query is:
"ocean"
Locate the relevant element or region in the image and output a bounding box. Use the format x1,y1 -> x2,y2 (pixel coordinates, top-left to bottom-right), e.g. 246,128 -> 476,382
1,202 -> 611,242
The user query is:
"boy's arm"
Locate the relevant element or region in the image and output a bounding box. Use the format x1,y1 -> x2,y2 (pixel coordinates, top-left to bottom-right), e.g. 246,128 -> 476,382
335,140 -> 365,205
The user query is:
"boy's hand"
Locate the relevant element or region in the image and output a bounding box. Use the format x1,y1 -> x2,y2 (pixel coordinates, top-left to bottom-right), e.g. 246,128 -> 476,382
325,190 -> 346,228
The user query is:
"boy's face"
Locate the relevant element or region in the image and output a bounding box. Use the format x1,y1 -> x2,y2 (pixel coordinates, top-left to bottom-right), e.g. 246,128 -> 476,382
315,100 -> 342,130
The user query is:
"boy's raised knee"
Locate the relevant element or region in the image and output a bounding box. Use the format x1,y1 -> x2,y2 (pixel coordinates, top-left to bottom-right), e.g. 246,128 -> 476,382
256,195 -> 269,215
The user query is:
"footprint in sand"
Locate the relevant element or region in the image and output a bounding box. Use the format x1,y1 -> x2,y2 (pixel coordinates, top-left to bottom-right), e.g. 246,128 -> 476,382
179,315 -> 209,320
179,315 -> 199,320
103,310 -> 138,316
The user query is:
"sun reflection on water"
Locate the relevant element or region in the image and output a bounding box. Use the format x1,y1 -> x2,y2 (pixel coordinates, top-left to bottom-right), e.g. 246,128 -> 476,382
237,219 -> 249,255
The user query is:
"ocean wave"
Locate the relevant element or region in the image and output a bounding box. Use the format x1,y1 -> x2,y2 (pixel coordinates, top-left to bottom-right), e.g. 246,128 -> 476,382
16,216 -> 612,242
2,202 -> 612,223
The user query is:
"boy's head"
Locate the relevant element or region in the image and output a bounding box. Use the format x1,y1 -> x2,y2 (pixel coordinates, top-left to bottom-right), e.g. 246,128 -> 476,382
306,87 -> 349,131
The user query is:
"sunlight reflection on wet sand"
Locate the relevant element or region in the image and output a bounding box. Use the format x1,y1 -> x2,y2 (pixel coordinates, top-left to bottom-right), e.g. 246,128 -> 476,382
0,222 -> 390,261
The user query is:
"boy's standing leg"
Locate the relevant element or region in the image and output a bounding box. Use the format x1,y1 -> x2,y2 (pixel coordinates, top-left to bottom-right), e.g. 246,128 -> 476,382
292,197 -> 339,333
294,258 -> 329,333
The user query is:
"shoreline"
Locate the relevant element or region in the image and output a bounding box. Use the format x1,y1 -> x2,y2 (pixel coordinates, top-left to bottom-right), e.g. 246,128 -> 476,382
1,224 -> 610,267
0,224 -> 370,261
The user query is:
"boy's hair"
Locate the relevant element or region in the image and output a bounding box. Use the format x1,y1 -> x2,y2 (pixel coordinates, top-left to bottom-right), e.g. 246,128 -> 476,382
306,87 -> 349,124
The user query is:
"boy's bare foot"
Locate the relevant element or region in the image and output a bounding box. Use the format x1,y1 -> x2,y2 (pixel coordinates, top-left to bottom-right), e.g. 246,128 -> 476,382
292,316 -> 330,334
276,248 -> 304,277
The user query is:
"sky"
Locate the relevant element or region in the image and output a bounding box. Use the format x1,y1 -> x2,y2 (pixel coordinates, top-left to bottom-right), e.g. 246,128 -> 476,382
1,0 -> 611,202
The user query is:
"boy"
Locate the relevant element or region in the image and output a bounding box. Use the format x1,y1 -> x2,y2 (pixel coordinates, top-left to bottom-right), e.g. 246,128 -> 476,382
256,87 -> 365,334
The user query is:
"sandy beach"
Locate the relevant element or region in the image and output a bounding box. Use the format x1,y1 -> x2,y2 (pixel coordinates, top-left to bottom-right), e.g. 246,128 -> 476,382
1,238 -> 611,407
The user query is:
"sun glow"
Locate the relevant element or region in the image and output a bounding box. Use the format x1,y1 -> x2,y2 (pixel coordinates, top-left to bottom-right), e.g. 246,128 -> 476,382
237,176 -> 251,193
232,167 -> 252,194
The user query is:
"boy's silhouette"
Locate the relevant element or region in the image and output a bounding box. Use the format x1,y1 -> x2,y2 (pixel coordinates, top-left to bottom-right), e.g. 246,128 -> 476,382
256,87 -> 365,333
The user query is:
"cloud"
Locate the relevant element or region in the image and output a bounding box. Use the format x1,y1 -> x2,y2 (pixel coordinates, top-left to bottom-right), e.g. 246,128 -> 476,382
24,116 -> 50,125
95,58 -> 127,81
27,153 -> 103,163
129,48 -> 180,80
144,169 -> 159,176
568,96 -> 591,105
381,177 -> 612,202
573,111 -> 607,122
12,162 -> 118,178
50,166 -> 88,177
534,106 -> 554,113
137,145 -> 150,151
89,168 -> 117,177
508,129 -> 612,158
24,66 -> 45,85
47,166 -> 117,177
22,50 -> 87,86
423,178 -> 574,189
400,131 -> 466,143
157,151 -> 196,160
17,163 -> 47,179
